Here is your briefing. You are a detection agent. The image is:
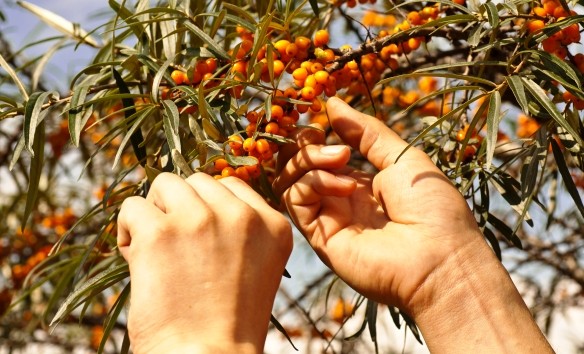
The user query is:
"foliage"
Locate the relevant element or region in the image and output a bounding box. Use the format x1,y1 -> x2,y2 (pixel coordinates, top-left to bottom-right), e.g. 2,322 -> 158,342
1,0 -> 584,352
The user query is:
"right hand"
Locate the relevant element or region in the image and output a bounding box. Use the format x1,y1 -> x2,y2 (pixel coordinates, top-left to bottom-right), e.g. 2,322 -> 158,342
273,97 -> 486,314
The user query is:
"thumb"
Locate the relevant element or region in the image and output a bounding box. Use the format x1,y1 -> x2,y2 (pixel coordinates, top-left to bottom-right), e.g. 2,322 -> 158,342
326,97 -> 411,170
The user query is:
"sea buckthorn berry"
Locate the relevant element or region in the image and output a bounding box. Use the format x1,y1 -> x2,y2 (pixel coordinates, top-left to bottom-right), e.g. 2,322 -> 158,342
314,70 -> 330,85
245,122 -> 257,136
286,43 -> 299,57
293,67 -> 308,81
196,61 -> 210,75
241,39 -> 253,53
265,122 -> 280,134
311,62 -> 324,73
205,58 -> 218,72
310,98 -> 323,112
246,111 -> 259,123
284,87 -> 298,100
314,29 -> 330,47
255,139 -> 270,154
245,164 -> 261,178
527,19 -> 545,33
408,37 -> 422,51
274,39 -> 291,57
297,102 -> 310,113
346,60 -> 358,71
232,61 -> 248,74
214,158 -> 229,171
171,70 -> 188,85
407,11 -> 422,25
228,135 -> 243,150
243,137 -> 257,152
304,74 -> 317,88
273,60 -> 285,77
271,105 -> 284,121
295,36 -> 311,50
533,6 -> 547,17
221,166 -> 236,177
235,166 -> 250,182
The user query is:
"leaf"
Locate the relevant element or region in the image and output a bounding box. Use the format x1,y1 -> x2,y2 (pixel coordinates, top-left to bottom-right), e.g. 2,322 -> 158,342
109,0 -> 148,42
550,138 -> 584,218
51,263 -> 129,327
522,78 -> 583,146
24,91 -> 58,156
22,120 -> 45,227
112,107 -> 153,169
112,68 -> 147,166
151,58 -> 173,103
387,306 -> 401,329
490,172 -> 533,225
484,2 -> 499,28
483,227 -> 502,261
520,128 -> 547,200
159,14 -> 178,61
309,0 -> 320,17
401,311 -> 423,344
183,21 -> 228,60
225,154 -> 258,166
523,50 -> 582,90
171,149 -> 194,176
162,99 -> 181,153
366,300 -> 379,353
68,85 -> 90,146
485,91 -> 502,170
487,213 -> 522,249
507,76 -> 529,115
270,314 -> 298,351
17,1 -> 100,47
98,283 -> 131,353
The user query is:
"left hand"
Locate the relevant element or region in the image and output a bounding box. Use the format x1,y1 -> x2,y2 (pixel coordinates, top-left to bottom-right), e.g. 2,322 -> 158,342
117,172 -> 292,354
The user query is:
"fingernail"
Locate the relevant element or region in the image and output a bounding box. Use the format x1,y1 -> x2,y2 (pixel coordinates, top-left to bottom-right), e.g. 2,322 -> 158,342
320,145 -> 346,155
336,175 -> 356,184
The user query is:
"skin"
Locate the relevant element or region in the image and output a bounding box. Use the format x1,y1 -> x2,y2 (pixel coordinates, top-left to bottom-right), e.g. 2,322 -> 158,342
117,173 -> 292,354
273,97 -> 554,353
118,97 -> 554,353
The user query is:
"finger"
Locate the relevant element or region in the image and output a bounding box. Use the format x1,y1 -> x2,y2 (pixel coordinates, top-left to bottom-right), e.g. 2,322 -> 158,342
283,170 -> 356,238
146,172 -> 203,214
276,124 -> 326,173
117,196 -> 166,261
184,172 -> 246,209
272,144 -> 351,197
219,176 -> 271,210
327,97 -> 428,170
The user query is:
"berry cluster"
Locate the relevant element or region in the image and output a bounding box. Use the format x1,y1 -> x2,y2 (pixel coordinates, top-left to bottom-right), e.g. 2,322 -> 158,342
528,0 -> 581,59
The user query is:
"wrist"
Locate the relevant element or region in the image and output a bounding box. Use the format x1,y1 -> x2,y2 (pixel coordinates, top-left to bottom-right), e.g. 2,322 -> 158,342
406,233 -> 553,353
136,334 -> 261,354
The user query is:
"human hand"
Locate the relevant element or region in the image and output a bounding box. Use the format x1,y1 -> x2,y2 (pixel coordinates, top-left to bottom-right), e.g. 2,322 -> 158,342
117,173 -> 292,354
273,97 -> 485,313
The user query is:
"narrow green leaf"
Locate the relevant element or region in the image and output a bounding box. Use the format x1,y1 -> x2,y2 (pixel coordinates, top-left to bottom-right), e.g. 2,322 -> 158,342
550,138 -> 584,218
484,2 -> 499,28
112,107 -> 153,169
524,50 -> 582,89
159,14 -> 178,61
490,172 -> 533,225
521,77 -> 583,146
24,91 -> 58,155
309,0 -> 319,17
487,213 -> 522,249
210,9 -> 226,38
50,263 -> 129,327
222,3 -> 256,25
507,76 -> 529,114
151,58 -> 173,103
225,154 -> 258,166
17,1 -> 100,47
483,227 -> 502,260
401,311 -> 423,344
270,314 -> 298,351
366,300 -> 378,352
183,21 -> 228,60
98,283 -> 131,353
520,128 -> 547,199
162,99 -> 181,153
485,91 -> 502,170
109,0 -> 148,42
388,306 -> 401,329
22,119 -> 45,227
112,68 -> 147,166
68,85 -> 90,146
379,72 -> 496,88
171,149 -> 194,176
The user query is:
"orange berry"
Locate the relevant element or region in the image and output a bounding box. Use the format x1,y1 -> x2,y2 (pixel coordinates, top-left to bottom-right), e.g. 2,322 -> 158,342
221,166 -> 236,177
235,166 -> 250,181
246,111 -> 259,123
304,74 -> 317,88
205,58 -> 218,72
228,135 -> 243,150
245,122 -> 257,136
292,67 -> 308,81
286,43 -> 299,57
283,87 -> 298,100
171,70 -> 187,85
214,158 -> 229,171
255,139 -> 270,154
232,61 -> 248,74
196,61 -> 210,76
295,36 -> 311,50
243,137 -> 256,152
407,37 -> 422,50
273,60 -> 285,77
533,6 -> 547,17
245,164 -> 261,178
274,39 -> 291,57
527,19 -> 545,33
314,29 -> 330,47
407,11 -> 421,26
310,98 -> 323,112
270,105 -> 284,121
265,122 -> 280,134
314,70 -> 330,85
